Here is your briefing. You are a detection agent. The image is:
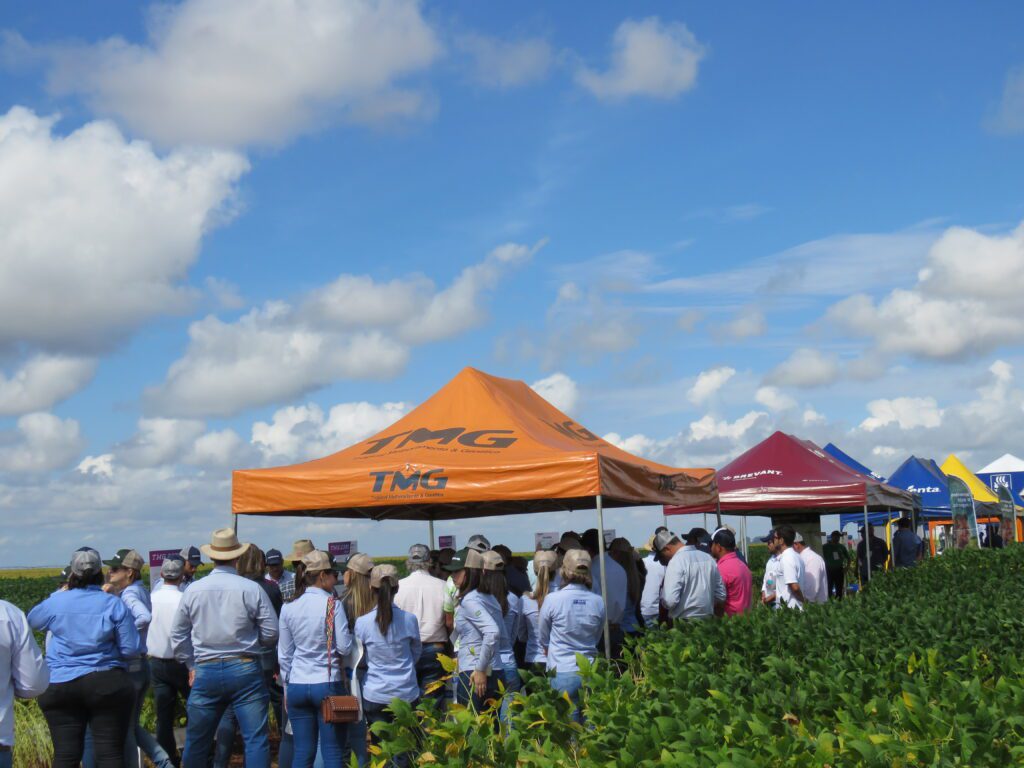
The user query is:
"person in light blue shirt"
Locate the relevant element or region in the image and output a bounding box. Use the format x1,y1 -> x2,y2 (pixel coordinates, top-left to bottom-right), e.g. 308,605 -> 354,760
518,551 -> 558,675
446,549 -> 500,711
101,548 -> 173,768
656,529 -> 727,620
475,551 -> 521,727
355,564 -> 421,768
28,549 -> 138,768
171,529 -> 279,768
0,598 -> 48,767
538,549 -> 605,723
278,550 -> 353,768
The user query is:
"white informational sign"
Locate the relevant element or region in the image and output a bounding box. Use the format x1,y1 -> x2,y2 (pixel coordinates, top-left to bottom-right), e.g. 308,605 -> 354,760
535,531 -> 560,550
438,535 -> 457,550
603,529 -> 616,546
328,540 -> 357,563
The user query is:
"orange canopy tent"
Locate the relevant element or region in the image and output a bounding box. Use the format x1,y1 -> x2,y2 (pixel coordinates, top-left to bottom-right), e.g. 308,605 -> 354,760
233,367 -> 717,523
233,367 -> 717,657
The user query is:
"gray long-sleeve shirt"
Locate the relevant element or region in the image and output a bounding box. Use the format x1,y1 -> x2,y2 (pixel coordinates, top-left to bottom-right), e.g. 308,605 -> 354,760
171,565 -> 279,669
662,545 -> 726,620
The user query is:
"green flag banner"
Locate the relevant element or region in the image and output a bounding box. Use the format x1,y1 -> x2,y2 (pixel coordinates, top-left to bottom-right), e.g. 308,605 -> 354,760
948,475 -> 980,550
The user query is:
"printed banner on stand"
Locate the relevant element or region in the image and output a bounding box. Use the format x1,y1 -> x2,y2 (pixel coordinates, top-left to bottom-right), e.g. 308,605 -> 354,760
997,485 -> 1017,545
948,476 -> 980,550
148,549 -> 181,568
328,540 -> 357,563
535,531 -> 559,550
438,535 -> 456,550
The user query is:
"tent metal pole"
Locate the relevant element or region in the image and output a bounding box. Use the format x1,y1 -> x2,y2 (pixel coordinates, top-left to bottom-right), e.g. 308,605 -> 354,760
863,503 -> 870,584
428,518 -> 435,550
715,500 -> 722,529
596,494 -> 612,660
232,513 -> 239,535
740,516 -> 748,560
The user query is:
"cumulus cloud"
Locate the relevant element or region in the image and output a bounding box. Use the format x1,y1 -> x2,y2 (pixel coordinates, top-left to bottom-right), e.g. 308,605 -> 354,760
0,413 -> 85,473
687,366 -> 735,405
860,397 -> 943,432
987,65 -> 1024,135
530,372 -> 579,415
148,242 -> 537,417
459,33 -> 553,88
0,355 -> 97,416
252,400 -> 409,462
689,410 -> 768,442
33,0 -> 442,147
115,418 -> 206,468
755,386 -> 796,412
577,17 -> 705,101
766,348 -> 840,388
0,108 -> 247,354
828,221 -> 1024,360
184,429 -> 253,469
718,307 -> 766,340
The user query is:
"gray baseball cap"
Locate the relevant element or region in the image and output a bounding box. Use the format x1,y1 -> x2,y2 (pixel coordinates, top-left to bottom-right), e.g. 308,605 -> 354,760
407,544 -> 430,565
160,557 -> 185,580
653,530 -> 680,552
69,549 -> 102,578
467,534 -> 490,553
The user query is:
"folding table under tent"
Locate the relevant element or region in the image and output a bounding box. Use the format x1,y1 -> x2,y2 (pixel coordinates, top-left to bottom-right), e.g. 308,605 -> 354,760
664,431 -> 916,577
977,453 -> 1024,505
232,366 -> 718,656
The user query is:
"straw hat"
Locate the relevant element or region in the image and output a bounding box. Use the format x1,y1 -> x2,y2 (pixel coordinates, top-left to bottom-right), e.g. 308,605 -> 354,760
301,550 -> 335,574
200,528 -> 250,561
370,564 -> 399,588
344,552 -> 374,576
286,539 -> 316,562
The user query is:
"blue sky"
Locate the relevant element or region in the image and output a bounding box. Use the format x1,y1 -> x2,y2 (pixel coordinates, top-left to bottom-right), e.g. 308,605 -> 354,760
0,1 -> 1022,565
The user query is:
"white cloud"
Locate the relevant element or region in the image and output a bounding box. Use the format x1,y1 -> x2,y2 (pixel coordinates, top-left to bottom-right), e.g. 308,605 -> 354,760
0,413 -> 85,473
766,348 -> 840,388
988,65 -> 1024,135
602,431 -> 658,460
802,407 -> 825,426
0,107 -> 248,353
687,366 -> 735,405
148,241 -> 536,417
689,410 -> 768,442
184,429 -> 252,469
860,397 -> 943,432
77,453 -> 113,479
252,400 -> 409,461
828,221 -> 1024,360
531,372 -> 579,415
0,355 -> 97,416
459,33 -> 553,88
116,417 -> 206,468
36,0 -> 442,147
676,309 -> 703,332
718,307 -> 766,340
755,386 -> 796,412
577,17 -> 705,101
204,277 -> 245,310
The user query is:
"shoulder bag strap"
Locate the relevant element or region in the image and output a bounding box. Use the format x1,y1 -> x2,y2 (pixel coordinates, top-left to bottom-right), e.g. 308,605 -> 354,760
325,596 -> 335,681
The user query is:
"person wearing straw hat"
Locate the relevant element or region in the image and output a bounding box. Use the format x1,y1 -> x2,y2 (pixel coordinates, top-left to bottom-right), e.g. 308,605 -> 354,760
355,564 -> 421,766
278,550 -> 353,767
281,540 -> 316,602
538,549 -> 605,723
171,529 -> 279,768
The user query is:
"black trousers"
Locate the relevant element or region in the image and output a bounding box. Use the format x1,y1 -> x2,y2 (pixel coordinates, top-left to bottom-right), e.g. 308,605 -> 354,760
826,569 -> 845,600
38,668 -> 134,768
151,656 -> 191,765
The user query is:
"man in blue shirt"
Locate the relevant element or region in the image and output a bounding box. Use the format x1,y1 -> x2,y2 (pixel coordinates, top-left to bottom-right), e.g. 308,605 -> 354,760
172,529 -> 279,768
891,518 -> 923,568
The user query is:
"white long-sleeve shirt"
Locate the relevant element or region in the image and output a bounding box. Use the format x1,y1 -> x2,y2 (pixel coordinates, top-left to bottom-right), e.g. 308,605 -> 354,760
662,546 -> 726,620
798,548 -> 829,605
639,554 -> 665,626
0,599 -> 49,747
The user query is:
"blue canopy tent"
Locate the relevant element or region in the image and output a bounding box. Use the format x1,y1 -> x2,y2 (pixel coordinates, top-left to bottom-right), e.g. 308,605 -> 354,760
976,453 -> 1024,505
884,456 -> 950,518
824,443 -> 886,481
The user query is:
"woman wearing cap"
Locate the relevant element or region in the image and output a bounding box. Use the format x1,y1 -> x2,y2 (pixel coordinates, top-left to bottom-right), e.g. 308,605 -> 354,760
518,550 -> 558,677
538,549 -> 606,723
478,551 -> 521,726
278,550 -> 353,768
340,552 -> 374,767
354,565 -> 421,766
28,549 -> 140,767
446,548 -> 500,711
607,538 -> 642,636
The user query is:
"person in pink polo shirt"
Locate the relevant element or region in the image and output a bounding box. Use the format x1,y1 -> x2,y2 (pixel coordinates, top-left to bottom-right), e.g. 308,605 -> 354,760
710,529 -> 752,616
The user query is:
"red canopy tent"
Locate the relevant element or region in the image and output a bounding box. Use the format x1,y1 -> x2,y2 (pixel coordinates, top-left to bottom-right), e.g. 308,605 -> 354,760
665,431 -> 916,574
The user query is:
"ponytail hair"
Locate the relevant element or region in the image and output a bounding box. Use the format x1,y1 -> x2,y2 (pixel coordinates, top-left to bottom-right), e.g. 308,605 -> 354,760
374,580 -> 396,636
478,570 -> 509,615
531,564 -> 552,611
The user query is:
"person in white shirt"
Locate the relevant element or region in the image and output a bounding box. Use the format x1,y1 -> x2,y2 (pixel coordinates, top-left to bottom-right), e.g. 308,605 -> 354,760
393,544 -> 448,706
639,530 -> 668,627
792,533 -> 829,605
0,598 -> 49,767
761,534 -> 783,609
148,558 -> 190,766
653,530 -> 726,621
771,526 -> 806,610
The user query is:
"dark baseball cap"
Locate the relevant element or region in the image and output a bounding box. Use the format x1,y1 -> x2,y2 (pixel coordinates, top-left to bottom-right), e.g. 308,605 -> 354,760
443,547 -> 484,572
180,546 -> 202,565
265,548 -> 284,565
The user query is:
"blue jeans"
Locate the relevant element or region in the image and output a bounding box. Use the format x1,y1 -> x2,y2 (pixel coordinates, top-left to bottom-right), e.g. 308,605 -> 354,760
182,658 -> 269,768
551,671 -> 584,723
0,751 -> 11,768
287,681 -> 348,768
416,644 -> 446,705
498,666 -> 522,726
126,660 -> 174,768
343,668 -> 367,767
455,671 -> 499,712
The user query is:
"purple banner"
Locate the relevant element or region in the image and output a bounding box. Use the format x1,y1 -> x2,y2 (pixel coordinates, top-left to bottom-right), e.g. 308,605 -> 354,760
438,535 -> 456,550
149,549 -> 180,568
328,541 -> 357,560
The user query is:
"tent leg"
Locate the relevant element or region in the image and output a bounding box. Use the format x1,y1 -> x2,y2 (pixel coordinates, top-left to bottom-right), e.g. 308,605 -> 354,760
232,514 -> 239,535
863,504 -> 870,584
596,494 -> 611,660
740,516 -> 748,561
715,501 -> 722,529
428,519 -> 435,550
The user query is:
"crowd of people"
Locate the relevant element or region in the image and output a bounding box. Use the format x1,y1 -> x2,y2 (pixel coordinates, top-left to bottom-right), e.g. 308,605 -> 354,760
0,519 -> 919,767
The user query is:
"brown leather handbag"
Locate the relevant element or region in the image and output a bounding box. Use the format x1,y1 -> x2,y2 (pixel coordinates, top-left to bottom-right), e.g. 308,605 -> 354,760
320,597 -> 361,724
